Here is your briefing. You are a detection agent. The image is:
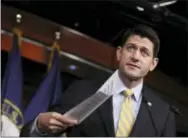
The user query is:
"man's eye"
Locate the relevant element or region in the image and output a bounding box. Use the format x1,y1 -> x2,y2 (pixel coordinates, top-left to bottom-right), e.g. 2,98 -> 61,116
127,45 -> 135,51
142,51 -> 149,56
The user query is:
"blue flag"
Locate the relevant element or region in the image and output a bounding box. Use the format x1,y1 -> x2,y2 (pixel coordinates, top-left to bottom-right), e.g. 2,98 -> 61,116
1,28 -> 24,136
47,42 -> 62,105
24,41 -> 62,123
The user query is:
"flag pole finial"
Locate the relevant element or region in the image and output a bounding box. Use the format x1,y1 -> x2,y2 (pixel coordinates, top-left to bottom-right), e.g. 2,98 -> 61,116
16,14 -> 22,24
55,31 -> 61,40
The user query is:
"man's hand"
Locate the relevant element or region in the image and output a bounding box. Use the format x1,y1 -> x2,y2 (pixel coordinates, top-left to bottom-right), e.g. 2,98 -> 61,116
37,112 -> 78,134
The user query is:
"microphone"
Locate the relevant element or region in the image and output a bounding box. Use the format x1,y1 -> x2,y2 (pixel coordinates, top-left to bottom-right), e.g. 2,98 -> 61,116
142,97 -> 159,136
170,105 -> 183,116
153,0 -> 177,9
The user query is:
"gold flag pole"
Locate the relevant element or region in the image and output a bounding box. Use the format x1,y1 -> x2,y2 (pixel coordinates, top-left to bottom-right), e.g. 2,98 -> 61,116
47,30 -> 61,71
12,13 -> 23,47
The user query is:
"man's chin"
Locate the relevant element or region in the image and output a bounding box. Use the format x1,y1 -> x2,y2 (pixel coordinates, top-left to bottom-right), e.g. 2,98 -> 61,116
118,69 -> 143,80
123,72 -> 142,81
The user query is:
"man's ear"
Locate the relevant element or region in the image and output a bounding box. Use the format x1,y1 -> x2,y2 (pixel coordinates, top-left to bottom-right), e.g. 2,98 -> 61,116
149,58 -> 159,71
116,46 -> 122,62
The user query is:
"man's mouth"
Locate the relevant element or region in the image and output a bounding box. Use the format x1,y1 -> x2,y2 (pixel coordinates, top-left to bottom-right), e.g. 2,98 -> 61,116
126,63 -> 140,69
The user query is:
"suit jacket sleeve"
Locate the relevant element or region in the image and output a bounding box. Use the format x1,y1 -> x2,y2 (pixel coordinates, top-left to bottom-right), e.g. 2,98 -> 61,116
20,80 -> 93,137
162,109 -> 176,136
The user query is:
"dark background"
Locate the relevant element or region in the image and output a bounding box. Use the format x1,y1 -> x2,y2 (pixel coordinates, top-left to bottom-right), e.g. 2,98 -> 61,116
2,0 -> 188,87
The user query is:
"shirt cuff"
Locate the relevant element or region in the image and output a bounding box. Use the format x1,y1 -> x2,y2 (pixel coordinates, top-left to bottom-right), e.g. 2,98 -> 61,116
30,115 -> 48,136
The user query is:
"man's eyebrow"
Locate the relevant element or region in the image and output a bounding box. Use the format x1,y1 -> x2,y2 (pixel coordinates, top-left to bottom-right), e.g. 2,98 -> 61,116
125,43 -> 136,46
141,46 -> 150,51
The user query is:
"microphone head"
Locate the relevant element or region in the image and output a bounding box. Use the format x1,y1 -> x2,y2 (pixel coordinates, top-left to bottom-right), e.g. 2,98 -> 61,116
170,105 -> 183,116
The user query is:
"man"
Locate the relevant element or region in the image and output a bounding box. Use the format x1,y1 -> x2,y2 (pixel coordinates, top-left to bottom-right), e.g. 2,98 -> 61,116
20,25 -> 176,137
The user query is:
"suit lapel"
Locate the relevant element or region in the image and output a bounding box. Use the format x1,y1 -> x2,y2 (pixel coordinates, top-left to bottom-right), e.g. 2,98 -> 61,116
130,86 -> 156,137
130,85 -> 159,136
129,98 -> 149,136
98,97 -> 115,137
96,85 -> 159,137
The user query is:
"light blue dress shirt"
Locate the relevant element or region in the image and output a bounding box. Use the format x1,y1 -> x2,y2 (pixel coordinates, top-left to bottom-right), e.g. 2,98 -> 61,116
112,72 -> 143,131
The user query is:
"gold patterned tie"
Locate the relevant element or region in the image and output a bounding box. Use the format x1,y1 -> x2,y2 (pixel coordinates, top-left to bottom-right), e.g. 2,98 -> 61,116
116,89 -> 134,137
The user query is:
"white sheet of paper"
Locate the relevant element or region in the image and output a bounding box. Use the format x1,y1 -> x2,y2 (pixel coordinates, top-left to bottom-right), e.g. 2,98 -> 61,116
64,70 -> 118,124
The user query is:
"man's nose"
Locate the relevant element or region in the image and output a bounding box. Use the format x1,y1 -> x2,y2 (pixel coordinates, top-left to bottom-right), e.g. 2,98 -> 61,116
131,50 -> 140,61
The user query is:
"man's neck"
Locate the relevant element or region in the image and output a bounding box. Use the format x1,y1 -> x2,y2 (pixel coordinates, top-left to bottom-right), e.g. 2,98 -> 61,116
118,70 -> 143,89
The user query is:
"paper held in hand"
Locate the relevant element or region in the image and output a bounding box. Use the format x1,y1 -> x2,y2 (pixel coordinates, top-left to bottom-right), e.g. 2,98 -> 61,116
64,70 -> 118,124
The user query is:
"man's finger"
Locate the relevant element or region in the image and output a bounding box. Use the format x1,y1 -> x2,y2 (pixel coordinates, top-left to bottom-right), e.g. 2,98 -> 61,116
60,114 -> 78,124
51,112 -> 78,124
48,118 -> 67,128
48,125 -> 64,133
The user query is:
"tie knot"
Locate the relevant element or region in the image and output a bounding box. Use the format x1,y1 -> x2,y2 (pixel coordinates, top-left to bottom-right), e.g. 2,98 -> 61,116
123,89 -> 133,97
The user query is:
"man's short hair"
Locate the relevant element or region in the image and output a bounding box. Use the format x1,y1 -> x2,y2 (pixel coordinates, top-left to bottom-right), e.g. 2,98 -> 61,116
120,25 -> 160,57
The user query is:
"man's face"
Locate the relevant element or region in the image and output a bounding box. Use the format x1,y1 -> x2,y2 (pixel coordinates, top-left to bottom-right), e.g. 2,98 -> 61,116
116,35 -> 158,80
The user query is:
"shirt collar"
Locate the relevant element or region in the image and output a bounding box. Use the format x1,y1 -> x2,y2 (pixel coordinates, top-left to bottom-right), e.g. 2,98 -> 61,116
114,70 -> 143,102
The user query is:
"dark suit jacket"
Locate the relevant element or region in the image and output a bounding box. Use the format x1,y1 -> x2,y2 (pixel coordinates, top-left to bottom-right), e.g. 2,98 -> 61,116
20,80 -> 176,137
